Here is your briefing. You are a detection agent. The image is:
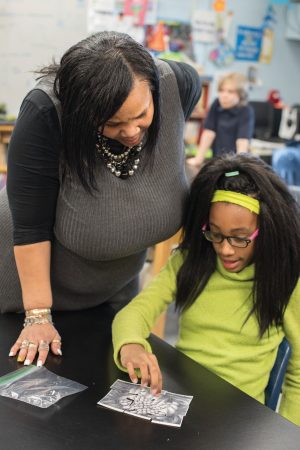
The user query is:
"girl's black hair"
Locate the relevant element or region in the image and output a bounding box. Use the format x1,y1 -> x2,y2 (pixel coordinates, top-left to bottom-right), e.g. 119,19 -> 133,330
176,153 -> 300,336
38,31 -> 160,191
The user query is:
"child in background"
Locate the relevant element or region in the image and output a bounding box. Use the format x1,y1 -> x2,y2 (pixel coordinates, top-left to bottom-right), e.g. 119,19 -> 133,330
112,153 -> 300,427
188,73 -> 254,167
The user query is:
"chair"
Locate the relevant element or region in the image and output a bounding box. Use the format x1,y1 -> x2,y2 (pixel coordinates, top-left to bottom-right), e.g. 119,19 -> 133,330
289,185 -> 300,204
272,147 -> 300,186
265,337 -> 291,411
249,101 -> 275,140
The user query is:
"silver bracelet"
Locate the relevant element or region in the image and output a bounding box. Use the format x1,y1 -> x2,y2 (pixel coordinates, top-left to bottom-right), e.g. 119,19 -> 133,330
23,314 -> 53,327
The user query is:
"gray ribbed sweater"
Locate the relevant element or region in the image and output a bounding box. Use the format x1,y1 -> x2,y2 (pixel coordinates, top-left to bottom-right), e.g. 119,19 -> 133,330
0,60 -> 188,312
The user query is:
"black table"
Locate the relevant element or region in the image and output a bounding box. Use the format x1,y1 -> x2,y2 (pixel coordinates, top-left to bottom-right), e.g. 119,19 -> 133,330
0,305 -> 299,450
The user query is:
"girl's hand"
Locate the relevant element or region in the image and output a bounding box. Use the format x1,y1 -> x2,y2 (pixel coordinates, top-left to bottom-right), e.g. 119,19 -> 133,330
9,323 -> 62,367
120,343 -> 162,395
186,156 -> 204,167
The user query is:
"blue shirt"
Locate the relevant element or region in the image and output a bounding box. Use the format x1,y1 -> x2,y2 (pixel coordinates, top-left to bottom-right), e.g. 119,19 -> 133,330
204,99 -> 255,156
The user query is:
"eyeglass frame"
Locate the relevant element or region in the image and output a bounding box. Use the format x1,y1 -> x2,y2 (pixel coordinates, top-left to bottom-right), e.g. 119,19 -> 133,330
201,224 -> 259,248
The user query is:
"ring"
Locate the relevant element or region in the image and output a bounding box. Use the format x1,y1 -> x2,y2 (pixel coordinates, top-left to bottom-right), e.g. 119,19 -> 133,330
52,339 -> 61,344
38,340 -> 50,351
20,339 -> 29,349
28,342 -> 38,349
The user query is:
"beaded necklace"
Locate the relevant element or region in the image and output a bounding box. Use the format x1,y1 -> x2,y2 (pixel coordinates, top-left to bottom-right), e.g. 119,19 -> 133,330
96,134 -> 142,180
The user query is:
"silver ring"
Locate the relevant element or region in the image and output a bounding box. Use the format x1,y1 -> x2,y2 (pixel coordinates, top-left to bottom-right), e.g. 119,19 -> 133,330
38,340 -> 50,351
20,339 -> 29,349
28,342 -> 38,349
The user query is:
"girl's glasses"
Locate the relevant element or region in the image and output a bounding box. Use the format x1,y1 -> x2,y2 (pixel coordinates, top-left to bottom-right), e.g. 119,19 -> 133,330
202,228 -> 259,248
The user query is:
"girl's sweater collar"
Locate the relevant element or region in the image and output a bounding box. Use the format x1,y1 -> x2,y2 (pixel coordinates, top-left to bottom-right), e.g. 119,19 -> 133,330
216,257 -> 254,282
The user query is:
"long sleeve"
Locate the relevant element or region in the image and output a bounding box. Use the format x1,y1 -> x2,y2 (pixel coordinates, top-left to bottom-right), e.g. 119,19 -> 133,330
7,89 -> 61,245
279,279 -> 300,426
112,251 -> 183,371
162,60 -> 202,119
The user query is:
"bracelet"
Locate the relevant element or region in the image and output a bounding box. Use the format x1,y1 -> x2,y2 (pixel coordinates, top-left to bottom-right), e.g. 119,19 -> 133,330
25,308 -> 51,317
23,314 -> 53,327
24,308 -> 53,328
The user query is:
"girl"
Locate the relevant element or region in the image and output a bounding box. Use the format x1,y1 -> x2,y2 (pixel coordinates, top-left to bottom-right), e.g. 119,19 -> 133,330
188,72 -> 254,167
112,153 -> 300,427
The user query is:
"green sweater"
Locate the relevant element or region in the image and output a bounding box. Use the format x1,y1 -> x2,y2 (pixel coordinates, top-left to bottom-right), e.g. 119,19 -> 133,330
112,251 -> 300,427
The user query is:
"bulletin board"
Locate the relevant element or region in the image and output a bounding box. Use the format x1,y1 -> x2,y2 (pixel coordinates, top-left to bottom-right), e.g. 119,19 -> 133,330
0,0 -> 87,115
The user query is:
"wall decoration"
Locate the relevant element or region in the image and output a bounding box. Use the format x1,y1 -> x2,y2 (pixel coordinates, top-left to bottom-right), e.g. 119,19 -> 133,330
145,21 -> 194,59
87,0 -> 117,34
192,10 -> 216,43
270,0 -> 288,4
235,26 -> 263,61
208,10 -> 235,67
212,0 -> 226,13
123,0 -> 148,26
144,0 -> 158,25
209,41 -> 235,67
259,5 -> 276,64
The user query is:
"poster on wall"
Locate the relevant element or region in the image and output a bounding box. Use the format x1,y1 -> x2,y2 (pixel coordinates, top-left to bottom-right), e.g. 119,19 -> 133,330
212,0 -> 226,12
123,0 -> 149,26
144,0 -> 158,25
145,22 -> 194,60
87,0 -> 116,33
192,10 -> 216,43
259,28 -> 274,64
235,26 -> 263,61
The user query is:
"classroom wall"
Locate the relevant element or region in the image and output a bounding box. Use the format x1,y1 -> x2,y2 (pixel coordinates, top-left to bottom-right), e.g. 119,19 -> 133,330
158,0 -> 300,106
0,0 -> 87,116
0,0 -> 299,116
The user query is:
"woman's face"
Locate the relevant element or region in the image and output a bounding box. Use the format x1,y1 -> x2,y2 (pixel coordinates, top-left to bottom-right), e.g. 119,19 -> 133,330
102,78 -> 154,147
218,80 -> 240,109
209,202 -> 258,273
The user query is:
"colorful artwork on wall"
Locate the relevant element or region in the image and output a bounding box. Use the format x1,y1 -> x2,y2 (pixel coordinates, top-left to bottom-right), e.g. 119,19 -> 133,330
123,0 -> 149,26
235,26 -> 263,61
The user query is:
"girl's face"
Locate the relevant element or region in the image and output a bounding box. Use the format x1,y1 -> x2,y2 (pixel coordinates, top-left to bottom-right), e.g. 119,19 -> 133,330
209,202 -> 258,273
102,78 -> 154,147
218,80 -> 240,109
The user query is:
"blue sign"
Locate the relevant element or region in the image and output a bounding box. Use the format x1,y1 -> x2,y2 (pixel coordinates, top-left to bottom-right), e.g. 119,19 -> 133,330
235,26 -> 263,61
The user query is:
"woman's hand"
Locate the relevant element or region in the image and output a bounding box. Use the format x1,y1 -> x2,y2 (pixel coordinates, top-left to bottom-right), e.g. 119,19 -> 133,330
120,343 -> 162,395
9,323 -> 62,367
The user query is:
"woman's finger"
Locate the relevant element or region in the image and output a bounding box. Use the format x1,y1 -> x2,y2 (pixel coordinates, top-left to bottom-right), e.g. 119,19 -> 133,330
24,342 -> 39,365
50,336 -> 62,356
9,340 -> 23,357
16,339 -> 30,362
37,340 -> 50,367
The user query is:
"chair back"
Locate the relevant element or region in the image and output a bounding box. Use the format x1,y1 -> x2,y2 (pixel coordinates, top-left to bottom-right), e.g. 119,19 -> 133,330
265,338 -> 291,411
249,101 -> 274,140
272,147 -> 300,186
289,185 -> 300,204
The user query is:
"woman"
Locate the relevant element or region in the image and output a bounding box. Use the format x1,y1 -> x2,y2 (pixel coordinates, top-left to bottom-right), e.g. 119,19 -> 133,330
0,31 -> 201,366
188,72 -> 254,167
112,153 -> 300,427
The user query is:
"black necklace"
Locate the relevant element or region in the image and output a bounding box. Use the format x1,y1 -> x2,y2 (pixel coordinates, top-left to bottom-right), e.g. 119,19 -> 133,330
96,134 -> 142,180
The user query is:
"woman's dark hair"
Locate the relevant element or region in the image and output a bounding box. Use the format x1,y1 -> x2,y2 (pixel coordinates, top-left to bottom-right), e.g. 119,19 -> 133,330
176,153 -> 300,336
38,31 -> 160,190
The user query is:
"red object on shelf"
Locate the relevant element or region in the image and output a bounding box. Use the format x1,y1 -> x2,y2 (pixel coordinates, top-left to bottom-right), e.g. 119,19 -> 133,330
267,89 -> 283,109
